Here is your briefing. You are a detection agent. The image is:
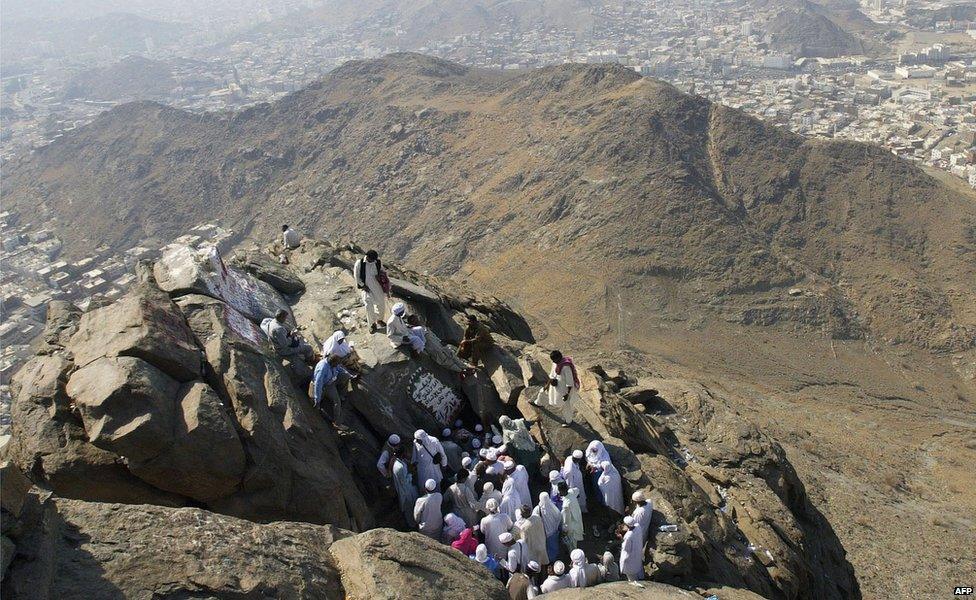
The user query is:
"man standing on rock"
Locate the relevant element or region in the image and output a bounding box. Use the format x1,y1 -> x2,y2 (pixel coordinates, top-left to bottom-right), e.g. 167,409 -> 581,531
619,516 -> 645,587
542,350 -> 580,427
312,354 -> 355,426
412,430 -> 447,492
352,249 -> 388,333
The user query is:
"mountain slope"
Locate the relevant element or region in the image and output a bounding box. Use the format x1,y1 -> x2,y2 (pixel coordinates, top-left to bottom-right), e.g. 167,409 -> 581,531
6,53 -> 975,354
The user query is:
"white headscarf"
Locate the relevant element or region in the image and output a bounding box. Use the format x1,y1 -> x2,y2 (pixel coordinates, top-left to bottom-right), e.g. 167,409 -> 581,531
585,440 -> 610,468
501,477 -> 522,507
323,330 -> 350,357
569,549 -> 587,587
536,492 -> 561,535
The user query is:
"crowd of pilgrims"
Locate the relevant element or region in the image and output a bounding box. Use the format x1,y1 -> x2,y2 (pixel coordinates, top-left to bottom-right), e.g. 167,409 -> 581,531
268,238 -> 655,598
378,426 -> 655,598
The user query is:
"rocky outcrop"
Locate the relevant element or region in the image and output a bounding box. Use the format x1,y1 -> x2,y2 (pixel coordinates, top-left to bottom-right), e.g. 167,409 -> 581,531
3,240 -> 858,599
330,528 -> 507,600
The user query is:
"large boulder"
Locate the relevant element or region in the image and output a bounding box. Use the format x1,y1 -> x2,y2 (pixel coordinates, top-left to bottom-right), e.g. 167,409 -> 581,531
546,582 -> 700,599
127,382 -> 246,502
67,286 -> 202,382
65,356 -> 180,463
154,244 -> 290,324
178,294 -> 372,530
329,528 -> 507,600
232,248 -> 306,295
3,495 -> 349,600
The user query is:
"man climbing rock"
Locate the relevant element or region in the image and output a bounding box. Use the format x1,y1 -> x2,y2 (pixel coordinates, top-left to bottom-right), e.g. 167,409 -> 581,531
352,249 -> 388,333
457,314 -> 493,367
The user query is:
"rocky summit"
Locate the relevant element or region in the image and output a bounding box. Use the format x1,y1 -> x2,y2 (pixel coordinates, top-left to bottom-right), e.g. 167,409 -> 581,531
3,239 -> 857,599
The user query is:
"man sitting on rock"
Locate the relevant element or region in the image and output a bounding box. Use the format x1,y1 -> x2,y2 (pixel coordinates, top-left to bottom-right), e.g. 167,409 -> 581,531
386,303 -> 425,356
261,309 -> 315,363
457,314 -> 494,368
312,353 -> 356,426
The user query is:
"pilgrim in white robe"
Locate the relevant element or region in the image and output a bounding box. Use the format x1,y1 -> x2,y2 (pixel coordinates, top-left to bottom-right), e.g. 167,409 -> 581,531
540,574 -> 572,593
561,489 -> 584,550
480,511 -> 514,559
533,492 -> 562,562
413,490 -> 443,540
441,512 -> 466,544
391,458 -> 418,528
446,481 -> 479,526
511,465 -> 532,511
620,527 -> 644,580
479,482 -> 502,512
503,540 -> 530,574
499,478 -> 523,522
597,461 -> 625,514
412,433 -> 447,491
546,363 -> 579,422
517,512 -> 549,568
632,501 -> 653,543
561,455 -> 587,512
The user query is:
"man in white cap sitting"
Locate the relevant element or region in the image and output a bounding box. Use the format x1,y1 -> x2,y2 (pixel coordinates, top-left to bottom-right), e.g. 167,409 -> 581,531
480,498 -> 513,559
631,490 -> 653,546
413,479 -> 443,540
387,302 -> 425,354
376,434 -> 402,477
619,515 -> 645,586
499,531 -> 529,575
541,560 -> 572,593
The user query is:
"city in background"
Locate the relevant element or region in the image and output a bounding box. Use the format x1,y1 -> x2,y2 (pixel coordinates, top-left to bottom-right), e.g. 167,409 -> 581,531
2,0 -> 976,423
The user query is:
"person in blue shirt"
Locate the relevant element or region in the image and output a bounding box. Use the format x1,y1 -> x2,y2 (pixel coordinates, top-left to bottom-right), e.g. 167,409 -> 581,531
471,543 -> 502,580
312,354 -> 356,425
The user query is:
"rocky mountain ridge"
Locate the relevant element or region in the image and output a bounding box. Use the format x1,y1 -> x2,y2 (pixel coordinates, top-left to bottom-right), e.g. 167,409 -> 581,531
5,54 -> 974,354
2,238 -> 857,599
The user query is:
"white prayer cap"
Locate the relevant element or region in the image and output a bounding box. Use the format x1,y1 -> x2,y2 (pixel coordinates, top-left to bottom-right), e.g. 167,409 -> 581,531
388,434 -> 401,445
425,479 -> 436,492
486,449 -> 498,461
461,457 -> 473,469
483,482 -> 495,493
478,448 -> 487,458
454,419 -> 463,427
392,302 -> 406,316
442,428 -> 451,437
475,544 -> 489,562
472,439 -> 482,449
475,424 -> 483,432
553,561 -> 566,575
528,561 -> 540,573
632,490 -> 646,502
602,551 -> 613,562
499,532 -> 514,544
624,516 -> 635,527
548,470 -> 560,482
414,429 -> 426,440
570,549 -> 585,564
572,449 -> 583,459
503,460 -> 515,470
492,435 -> 502,445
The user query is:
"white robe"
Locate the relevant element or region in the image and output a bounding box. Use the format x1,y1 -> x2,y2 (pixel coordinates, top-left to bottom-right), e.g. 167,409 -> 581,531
534,495 -> 562,537
480,512 -> 513,559
446,482 -> 479,526
412,435 -> 447,491
569,562 -> 588,588
442,513 -> 466,544
632,501 -> 653,543
511,466 -> 532,511
518,513 -> 549,567
499,481 -> 522,523
352,258 -> 385,326
561,490 -> 584,549
620,528 -> 644,579
479,486 -> 502,512
503,540 -> 530,574
585,441 -> 611,469
413,491 -> 443,540
391,458 -> 418,528
546,363 -> 579,422
597,462 -> 625,514
540,575 -> 572,593
561,455 -> 587,512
